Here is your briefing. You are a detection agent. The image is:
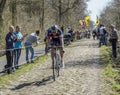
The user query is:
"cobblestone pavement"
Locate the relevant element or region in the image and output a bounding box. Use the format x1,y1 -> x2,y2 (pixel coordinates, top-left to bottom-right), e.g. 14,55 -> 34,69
0,39 -> 106,95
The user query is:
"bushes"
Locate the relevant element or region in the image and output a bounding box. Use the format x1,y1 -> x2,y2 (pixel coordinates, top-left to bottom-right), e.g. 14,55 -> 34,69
101,46 -> 120,95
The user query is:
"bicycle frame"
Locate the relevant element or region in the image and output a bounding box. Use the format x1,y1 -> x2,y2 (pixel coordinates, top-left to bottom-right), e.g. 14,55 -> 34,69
51,46 -> 61,81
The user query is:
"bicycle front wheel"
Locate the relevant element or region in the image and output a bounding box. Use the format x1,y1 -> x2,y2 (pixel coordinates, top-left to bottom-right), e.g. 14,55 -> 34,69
55,54 -> 60,77
52,54 -> 60,81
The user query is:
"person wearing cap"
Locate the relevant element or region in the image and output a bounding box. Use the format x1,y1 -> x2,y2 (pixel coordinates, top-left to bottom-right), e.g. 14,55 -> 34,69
24,30 -> 40,63
45,25 -> 65,68
109,24 -> 119,58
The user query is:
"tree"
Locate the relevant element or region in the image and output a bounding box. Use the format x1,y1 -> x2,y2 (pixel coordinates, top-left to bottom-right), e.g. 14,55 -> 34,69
99,0 -> 120,30
10,0 -> 17,26
0,0 -> 7,33
50,0 -> 87,27
39,0 -> 45,32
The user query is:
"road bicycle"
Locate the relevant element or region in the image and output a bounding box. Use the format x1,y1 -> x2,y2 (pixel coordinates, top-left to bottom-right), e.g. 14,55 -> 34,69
49,46 -> 61,81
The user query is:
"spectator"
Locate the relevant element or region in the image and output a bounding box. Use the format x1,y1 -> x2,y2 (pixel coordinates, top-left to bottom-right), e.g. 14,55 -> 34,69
5,25 -> 16,74
24,30 -> 40,63
103,27 -> 108,46
99,24 -> 104,47
14,25 -> 27,69
109,24 -> 119,58
97,26 -> 100,39
92,30 -> 97,40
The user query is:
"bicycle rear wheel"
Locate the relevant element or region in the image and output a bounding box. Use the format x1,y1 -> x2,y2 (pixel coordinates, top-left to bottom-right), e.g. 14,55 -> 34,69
52,57 -> 56,81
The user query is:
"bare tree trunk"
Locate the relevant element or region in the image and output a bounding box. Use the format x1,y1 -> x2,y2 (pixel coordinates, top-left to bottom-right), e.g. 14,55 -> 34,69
41,0 -> 44,32
28,0 -> 32,18
116,13 -> 120,30
58,0 -> 62,25
0,0 -> 6,33
11,0 -> 17,26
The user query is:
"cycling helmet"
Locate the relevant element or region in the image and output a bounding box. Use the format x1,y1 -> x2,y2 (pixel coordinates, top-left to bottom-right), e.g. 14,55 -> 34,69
51,25 -> 57,31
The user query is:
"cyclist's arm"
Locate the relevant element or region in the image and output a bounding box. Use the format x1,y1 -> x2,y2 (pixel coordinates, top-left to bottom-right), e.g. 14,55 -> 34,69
60,38 -> 64,48
45,29 -> 51,46
57,29 -> 64,48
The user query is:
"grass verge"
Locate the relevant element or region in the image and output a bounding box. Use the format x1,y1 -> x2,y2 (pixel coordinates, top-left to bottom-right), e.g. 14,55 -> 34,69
0,55 -> 49,89
101,46 -> 120,95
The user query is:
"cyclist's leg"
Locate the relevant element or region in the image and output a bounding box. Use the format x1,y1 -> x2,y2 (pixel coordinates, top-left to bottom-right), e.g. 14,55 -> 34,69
50,39 -> 55,68
57,37 -> 65,68
59,48 -> 65,68
59,48 -> 63,60
51,48 -> 54,61
58,37 -> 65,68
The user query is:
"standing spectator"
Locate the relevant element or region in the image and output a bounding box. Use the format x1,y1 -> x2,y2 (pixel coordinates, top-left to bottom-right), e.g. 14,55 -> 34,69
97,26 -> 100,39
24,30 -> 40,63
103,27 -> 108,46
5,25 -> 16,74
14,25 -> 27,69
109,25 -> 119,58
92,29 -> 97,40
99,24 -> 104,47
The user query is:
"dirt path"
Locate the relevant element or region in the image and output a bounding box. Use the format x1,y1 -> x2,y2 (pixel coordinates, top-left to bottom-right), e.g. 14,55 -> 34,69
0,39 -> 105,95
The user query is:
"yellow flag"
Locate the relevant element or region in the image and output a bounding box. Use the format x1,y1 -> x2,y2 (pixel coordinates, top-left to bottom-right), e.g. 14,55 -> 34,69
85,16 -> 90,26
95,16 -> 100,26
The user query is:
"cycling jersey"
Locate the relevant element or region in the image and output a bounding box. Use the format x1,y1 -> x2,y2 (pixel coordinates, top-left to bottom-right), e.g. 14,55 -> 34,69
45,27 -> 63,46
46,28 -> 63,38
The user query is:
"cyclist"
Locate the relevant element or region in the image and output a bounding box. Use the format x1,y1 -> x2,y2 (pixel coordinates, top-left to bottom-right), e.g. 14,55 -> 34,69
45,25 -> 65,68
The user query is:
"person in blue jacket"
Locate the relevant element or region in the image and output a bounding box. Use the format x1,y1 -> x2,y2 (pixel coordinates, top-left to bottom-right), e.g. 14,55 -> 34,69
5,25 -> 16,74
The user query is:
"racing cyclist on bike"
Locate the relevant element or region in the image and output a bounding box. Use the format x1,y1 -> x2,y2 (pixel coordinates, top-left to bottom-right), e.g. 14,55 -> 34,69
45,25 -> 65,68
